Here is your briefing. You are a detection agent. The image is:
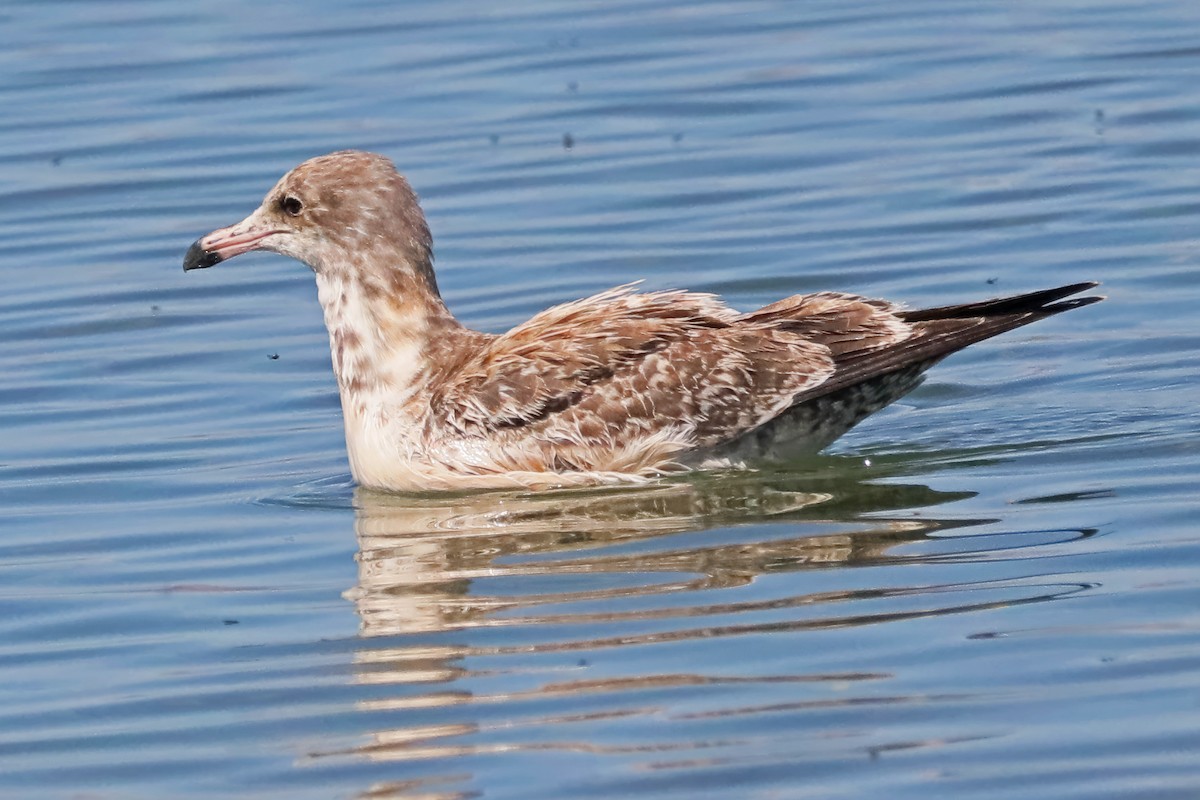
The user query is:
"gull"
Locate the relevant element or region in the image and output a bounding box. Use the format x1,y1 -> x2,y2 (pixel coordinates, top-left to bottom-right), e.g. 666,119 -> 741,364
184,150 -> 1102,491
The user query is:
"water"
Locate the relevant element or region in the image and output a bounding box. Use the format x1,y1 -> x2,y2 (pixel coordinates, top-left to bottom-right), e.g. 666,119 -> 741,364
2,0 -> 1199,797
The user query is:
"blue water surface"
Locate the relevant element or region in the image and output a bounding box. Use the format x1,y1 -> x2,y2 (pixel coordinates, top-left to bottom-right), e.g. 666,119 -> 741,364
1,1 -> 1199,798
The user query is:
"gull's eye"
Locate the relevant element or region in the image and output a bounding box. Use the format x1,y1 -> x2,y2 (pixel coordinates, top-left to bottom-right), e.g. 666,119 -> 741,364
280,196 -> 304,217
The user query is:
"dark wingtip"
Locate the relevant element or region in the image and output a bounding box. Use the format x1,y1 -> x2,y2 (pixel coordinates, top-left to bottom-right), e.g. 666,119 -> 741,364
899,281 -> 1104,322
1041,293 -> 1106,313
183,238 -> 223,272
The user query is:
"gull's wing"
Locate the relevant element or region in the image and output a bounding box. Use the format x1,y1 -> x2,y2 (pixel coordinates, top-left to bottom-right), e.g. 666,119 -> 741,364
426,281 -> 1100,471
784,282 -> 1103,407
428,286 -> 921,453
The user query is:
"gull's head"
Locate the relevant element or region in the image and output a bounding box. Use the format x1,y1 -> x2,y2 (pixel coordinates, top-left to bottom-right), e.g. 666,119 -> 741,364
183,150 -> 433,281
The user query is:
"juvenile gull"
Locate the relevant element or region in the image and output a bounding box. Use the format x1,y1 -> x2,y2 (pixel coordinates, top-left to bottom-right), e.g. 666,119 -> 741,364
183,150 -> 1102,492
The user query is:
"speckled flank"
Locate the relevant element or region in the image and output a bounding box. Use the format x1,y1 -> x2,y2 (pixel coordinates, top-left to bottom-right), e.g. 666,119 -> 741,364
187,150 -> 1102,492
697,362 -> 934,467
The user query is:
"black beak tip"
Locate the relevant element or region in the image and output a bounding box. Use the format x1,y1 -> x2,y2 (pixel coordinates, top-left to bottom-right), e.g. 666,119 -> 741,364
183,239 -> 223,272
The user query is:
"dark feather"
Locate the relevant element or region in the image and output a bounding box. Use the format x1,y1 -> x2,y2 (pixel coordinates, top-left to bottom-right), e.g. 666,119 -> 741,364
789,282 -> 1104,406
897,281 -> 1100,322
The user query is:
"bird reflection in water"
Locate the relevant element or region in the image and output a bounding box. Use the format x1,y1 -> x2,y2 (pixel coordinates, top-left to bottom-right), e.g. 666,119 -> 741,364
306,463 -> 1095,799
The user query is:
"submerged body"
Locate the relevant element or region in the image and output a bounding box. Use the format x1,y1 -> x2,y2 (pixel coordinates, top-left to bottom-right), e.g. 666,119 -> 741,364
184,151 -> 1101,491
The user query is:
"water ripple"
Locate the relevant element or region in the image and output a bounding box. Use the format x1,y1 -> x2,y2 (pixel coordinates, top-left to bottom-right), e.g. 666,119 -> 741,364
1,0 -> 1198,798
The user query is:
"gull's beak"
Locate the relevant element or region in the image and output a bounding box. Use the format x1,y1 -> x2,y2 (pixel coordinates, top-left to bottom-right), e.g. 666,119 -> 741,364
183,213 -> 284,272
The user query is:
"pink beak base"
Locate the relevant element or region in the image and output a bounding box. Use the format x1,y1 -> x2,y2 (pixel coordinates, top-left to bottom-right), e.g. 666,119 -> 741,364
183,224 -> 280,271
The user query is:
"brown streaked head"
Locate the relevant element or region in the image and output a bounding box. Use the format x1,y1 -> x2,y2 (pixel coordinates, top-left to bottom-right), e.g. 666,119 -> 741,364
182,150 -> 434,282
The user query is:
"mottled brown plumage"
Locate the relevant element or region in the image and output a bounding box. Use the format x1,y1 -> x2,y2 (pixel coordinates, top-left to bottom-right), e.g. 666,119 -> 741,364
184,150 -> 1102,491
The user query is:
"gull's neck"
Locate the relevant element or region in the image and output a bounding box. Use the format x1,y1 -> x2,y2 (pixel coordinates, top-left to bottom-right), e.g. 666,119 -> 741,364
315,266 -> 463,412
